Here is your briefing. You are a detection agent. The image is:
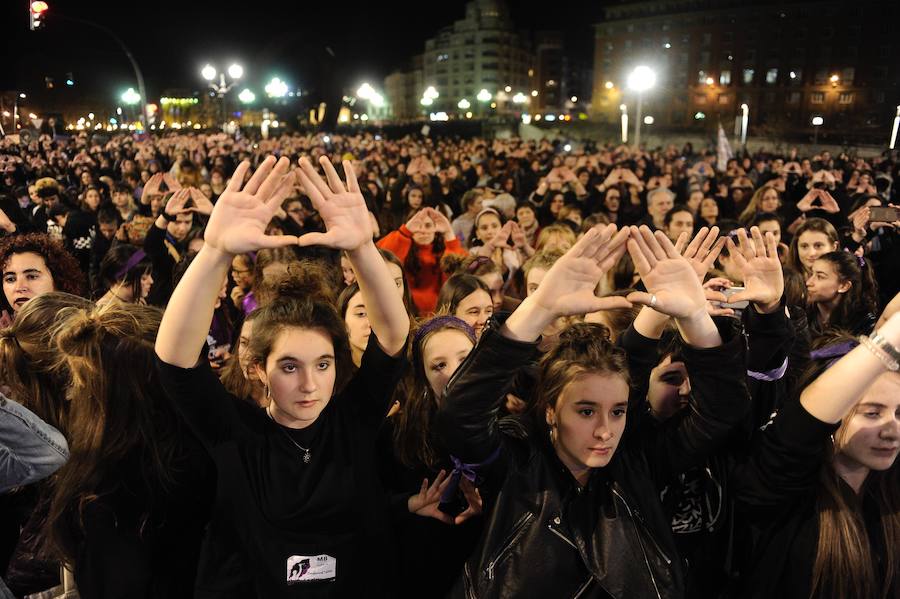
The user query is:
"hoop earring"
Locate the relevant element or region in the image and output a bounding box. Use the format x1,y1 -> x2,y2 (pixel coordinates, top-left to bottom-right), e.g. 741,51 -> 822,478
265,384 -> 272,400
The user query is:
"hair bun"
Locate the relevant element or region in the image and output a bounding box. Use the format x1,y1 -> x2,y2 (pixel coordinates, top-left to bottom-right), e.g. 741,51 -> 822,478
557,322 -> 614,351
268,260 -> 337,306
439,253 -> 466,275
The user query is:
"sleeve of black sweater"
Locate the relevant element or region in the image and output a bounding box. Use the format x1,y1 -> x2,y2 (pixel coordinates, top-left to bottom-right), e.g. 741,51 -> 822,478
434,316 -> 538,466
634,317 -> 751,487
730,399 -> 838,507
618,323 -> 661,415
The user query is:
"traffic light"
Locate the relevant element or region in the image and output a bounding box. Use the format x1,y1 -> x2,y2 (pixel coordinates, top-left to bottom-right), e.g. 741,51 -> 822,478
29,0 -> 48,31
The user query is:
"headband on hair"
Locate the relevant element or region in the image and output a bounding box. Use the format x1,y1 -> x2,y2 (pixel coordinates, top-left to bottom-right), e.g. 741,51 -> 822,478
474,207 -> 501,224
115,249 -> 147,280
842,248 -> 867,269
413,315 -> 476,347
810,340 -> 859,369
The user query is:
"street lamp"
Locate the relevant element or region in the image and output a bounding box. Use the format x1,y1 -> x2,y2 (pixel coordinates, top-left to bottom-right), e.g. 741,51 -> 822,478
121,88 -> 140,105
890,105 -> 900,150
458,98 -> 471,110
477,89 -> 492,103
620,104 -> 628,144
202,63 -> 243,96
238,89 -> 256,104
512,92 -> 527,104
811,115 -> 824,145
265,77 -> 289,98
627,65 -> 656,148
227,64 -> 244,80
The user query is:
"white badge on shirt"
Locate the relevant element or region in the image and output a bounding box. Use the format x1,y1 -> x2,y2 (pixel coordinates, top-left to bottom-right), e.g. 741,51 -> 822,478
286,554 -> 337,584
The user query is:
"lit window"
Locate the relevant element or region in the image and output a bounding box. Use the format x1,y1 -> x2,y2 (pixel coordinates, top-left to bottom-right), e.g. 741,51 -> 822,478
810,92 -> 824,104
838,93 -> 854,104
719,70 -> 732,85
766,68 -> 778,84
743,68 -> 755,84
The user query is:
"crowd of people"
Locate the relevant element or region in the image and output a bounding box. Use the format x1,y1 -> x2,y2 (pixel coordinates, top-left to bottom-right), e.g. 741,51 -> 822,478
0,128 -> 898,599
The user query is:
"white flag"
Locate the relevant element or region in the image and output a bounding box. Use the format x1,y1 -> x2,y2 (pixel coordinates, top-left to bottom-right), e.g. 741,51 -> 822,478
716,123 -> 733,172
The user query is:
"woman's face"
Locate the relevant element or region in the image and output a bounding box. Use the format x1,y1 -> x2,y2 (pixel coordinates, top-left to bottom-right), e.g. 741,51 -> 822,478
797,231 -> 838,271
516,206 -> 536,228
757,220 -> 782,245
699,198 -> 719,221
526,267 -> 547,296
344,291 -> 371,356
140,271 -> 153,299
112,191 -> 130,209
238,319 -> 256,380
547,372 -> 629,476
412,215 -> 436,246
550,194 -> 565,216
84,189 -> 101,211
805,259 -> 848,304
231,255 -> 254,290
80,171 -> 92,186
340,255 -> 356,286
257,327 -> 337,429
455,289 -> 493,339
604,191 -> 621,212
3,252 -> 56,312
540,232 -> 574,254
408,189 -> 424,210
834,373 -> 900,474
422,329 -> 474,399
477,271 -> 504,311
760,188 -> 780,213
385,261 -> 405,297
476,213 -> 502,245
687,191 -> 703,213
285,200 -> 305,227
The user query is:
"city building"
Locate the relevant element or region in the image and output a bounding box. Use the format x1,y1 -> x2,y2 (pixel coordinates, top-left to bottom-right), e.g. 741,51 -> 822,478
591,0 -> 899,144
384,0 -> 537,119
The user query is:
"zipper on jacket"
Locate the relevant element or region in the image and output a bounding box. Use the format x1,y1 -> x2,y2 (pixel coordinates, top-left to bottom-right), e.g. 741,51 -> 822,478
547,518 -> 577,549
485,511 -> 535,580
611,487 -> 663,599
463,562 -> 477,599
572,576 -> 594,599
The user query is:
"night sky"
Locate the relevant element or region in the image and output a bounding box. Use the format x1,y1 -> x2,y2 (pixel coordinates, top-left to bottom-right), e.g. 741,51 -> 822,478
2,0 -> 605,106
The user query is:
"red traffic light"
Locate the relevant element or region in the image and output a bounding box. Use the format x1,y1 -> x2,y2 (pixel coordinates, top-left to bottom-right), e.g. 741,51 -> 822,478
31,0 -> 48,11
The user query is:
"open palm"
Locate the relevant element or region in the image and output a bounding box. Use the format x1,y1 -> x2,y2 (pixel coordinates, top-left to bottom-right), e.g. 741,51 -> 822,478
530,224 -> 632,317
204,157 -> 298,254
627,226 -> 709,319
726,227 -> 784,311
295,157 -> 373,251
674,226 -> 726,281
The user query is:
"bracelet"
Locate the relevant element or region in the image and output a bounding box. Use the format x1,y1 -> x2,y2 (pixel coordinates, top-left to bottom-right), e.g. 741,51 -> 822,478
871,332 -> 900,364
858,335 -> 900,372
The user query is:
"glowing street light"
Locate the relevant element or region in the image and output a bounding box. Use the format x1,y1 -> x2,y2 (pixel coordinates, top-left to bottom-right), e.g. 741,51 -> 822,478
458,98 -> 471,110
424,86 -> 439,100
811,115 -> 824,145
829,74 -> 839,85
227,64 -> 244,80
512,92 -> 527,104
121,87 -> 141,105
620,104 -> 628,144
357,82 -> 375,99
477,89 -> 492,103
605,81 -> 614,90
643,115 -> 654,125
531,90 -> 539,97
627,65 -> 656,148
201,64 -> 217,81
265,77 -> 289,98
238,88 -> 256,104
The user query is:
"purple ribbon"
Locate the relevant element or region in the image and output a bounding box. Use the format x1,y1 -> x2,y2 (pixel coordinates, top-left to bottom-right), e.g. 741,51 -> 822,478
114,249 -> 147,280
413,315 -> 476,347
439,446 -> 501,505
747,356 -> 789,382
810,340 -> 859,369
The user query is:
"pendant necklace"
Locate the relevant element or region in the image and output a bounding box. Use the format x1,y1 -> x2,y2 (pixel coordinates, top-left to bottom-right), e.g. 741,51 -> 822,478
267,406 -> 312,463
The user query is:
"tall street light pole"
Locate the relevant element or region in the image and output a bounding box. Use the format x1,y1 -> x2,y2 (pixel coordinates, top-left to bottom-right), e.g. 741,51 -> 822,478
627,66 -> 656,149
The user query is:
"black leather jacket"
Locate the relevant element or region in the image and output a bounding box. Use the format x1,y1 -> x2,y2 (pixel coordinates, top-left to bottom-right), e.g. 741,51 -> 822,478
435,316 -> 749,599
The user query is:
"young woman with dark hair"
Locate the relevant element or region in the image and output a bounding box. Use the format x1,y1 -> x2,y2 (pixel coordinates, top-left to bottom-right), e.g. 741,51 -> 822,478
731,319 -> 900,599
0,232 -> 84,317
377,206 -> 466,315
805,250 -> 879,337
435,224 -> 750,598
94,243 -> 153,305
435,273 -> 493,340
155,155 -> 410,597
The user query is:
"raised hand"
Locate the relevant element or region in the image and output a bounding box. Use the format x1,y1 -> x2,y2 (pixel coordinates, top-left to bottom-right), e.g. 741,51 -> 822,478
453,478 -> 484,525
426,207 -> 453,238
796,189 -> 820,212
674,226 -> 726,281
203,156 -> 298,255
407,470 -> 453,525
405,208 -> 433,235
188,187 -> 215,215
162,173 -> 181,191
295,156 -> 374,251
725,227 -> 784,313
164,188 -> 192,218
509,221 -> 528,249
818,191 -> 841,214
626,226 -> 713,319
141,173 -> 164,206
528,224 -> 632,318
490,221 -> 513,249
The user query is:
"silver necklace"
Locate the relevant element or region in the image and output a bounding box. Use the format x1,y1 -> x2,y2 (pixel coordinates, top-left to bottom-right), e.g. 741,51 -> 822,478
267,407 -> 312,463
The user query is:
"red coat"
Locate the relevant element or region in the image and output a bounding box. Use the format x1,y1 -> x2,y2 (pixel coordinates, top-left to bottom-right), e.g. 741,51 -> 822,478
377,225 -> 467,315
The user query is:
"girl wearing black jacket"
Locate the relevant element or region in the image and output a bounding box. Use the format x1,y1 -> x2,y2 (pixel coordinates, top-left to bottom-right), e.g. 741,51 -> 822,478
155,156 -> 409,598
435,224 -> 751,598
730,316 -> 900,599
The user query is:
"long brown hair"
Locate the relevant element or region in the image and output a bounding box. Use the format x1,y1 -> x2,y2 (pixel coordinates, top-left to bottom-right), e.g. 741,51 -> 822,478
788,218 -> 839,275
799,333 -> 900,599
0,292 -> 93,430
44,302 -> 186,563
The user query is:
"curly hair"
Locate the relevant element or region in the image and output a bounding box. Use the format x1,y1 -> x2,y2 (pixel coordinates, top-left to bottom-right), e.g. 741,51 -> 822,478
0,232 -> 84,311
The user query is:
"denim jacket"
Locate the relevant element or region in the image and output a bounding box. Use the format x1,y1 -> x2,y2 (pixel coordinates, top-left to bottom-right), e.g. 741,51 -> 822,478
0,393 -> 69,493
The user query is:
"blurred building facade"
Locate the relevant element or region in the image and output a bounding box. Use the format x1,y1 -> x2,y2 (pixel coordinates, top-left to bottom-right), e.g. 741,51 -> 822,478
591,0 -> 900,143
